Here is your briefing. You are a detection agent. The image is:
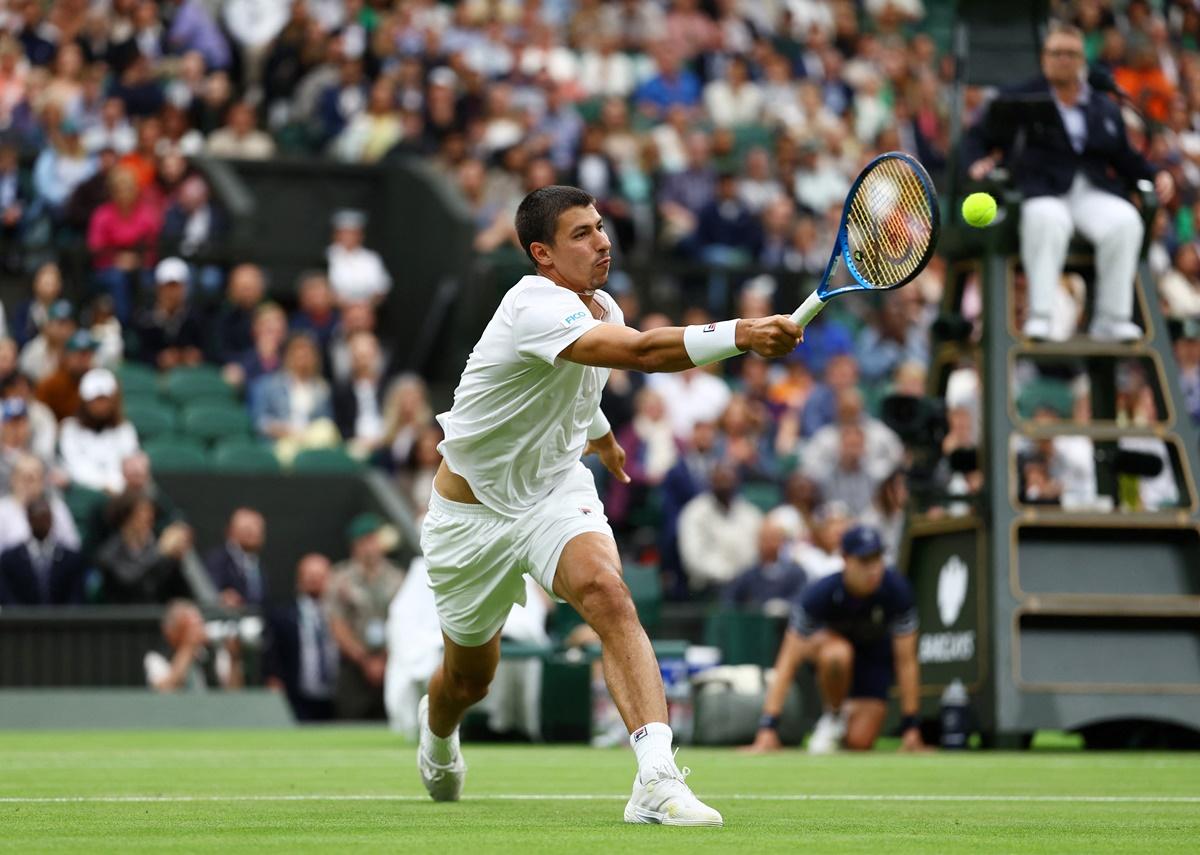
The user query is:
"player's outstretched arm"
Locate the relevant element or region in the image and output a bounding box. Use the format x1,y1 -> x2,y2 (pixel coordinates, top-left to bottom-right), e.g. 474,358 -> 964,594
560,316 -> 802,373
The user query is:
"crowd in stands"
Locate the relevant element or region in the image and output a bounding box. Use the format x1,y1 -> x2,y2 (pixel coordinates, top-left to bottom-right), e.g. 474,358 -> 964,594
1,0 -> 1200,717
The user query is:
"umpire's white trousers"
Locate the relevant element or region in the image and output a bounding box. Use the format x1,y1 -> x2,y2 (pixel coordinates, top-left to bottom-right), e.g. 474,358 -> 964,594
1020,174 -> 1144,325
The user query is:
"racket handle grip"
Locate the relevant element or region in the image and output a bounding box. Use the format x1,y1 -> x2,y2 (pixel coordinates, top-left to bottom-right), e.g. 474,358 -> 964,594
790,291 -> 826,327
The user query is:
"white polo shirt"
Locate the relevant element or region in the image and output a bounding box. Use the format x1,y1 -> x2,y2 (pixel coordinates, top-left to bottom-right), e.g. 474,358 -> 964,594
436,275 -> 622,517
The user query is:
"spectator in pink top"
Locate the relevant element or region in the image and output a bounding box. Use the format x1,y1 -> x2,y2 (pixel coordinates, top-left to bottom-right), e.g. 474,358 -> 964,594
87,167 -> 161,323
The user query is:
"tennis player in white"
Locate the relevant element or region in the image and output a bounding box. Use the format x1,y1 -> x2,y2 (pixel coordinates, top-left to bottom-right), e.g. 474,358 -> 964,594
417,185 -> 802,826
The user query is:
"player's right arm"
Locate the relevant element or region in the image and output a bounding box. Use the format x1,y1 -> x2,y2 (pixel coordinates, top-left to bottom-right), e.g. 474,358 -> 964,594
559,315 -> 802,373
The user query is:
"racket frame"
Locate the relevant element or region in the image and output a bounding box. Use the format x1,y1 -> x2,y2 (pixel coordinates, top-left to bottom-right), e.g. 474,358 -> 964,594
791,151 -> 940,327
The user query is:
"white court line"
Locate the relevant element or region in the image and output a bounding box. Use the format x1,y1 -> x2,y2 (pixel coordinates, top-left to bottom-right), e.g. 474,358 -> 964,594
1,794 -> 1199,805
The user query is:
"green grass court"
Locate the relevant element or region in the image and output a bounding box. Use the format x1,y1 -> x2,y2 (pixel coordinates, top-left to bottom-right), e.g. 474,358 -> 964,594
1,729 -> 1198,853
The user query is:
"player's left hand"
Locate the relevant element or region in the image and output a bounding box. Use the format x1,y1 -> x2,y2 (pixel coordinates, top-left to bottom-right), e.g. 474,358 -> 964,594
585,433 -> 630,484
900,727 -> 930,753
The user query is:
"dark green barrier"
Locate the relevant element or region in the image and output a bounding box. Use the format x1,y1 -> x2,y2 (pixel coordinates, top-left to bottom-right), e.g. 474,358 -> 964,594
157,471 -> 416,605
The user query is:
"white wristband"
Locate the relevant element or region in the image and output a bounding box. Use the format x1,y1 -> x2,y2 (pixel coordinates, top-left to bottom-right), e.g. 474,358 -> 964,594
683,319 -> 744,367
587,408 -> 611,441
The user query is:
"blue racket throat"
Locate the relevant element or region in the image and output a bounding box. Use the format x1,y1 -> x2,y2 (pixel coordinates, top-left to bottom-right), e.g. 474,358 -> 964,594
791,151 -> 940,327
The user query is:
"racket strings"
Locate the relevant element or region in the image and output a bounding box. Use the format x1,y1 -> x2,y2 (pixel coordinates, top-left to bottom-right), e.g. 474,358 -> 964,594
845,157 -> 936,288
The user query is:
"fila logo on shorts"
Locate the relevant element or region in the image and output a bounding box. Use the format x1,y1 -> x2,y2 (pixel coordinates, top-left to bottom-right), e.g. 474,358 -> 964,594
562,310 -> 589,327
702,323 -> 717,332
632,726 -> 648,743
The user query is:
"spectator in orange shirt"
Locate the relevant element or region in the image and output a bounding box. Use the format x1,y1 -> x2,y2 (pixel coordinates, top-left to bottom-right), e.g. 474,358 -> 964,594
1114,40 -> 1175,124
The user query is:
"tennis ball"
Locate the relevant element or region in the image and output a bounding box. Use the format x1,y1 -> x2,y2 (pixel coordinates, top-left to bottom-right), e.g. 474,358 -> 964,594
962,192 -> 997,228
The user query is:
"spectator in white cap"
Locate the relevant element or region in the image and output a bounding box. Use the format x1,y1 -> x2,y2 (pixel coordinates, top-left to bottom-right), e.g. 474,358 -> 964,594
58,368 -> 140,494
132,258 -> 205,370
326,209 -> 392,306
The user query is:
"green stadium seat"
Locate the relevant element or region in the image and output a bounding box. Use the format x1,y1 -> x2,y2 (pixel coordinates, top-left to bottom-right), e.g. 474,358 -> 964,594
704,609 -> 786,667
213,441 -> 281,473
1017,379 -> 1073,420
114,362 -> 160,397
291,447 -> 365,473
62,484 -> 108,530
181,403 -> 253,445
741,482 -> 782,513
164,369 -> 236,406
125,401 -> 178,441
143,437 -> 209,472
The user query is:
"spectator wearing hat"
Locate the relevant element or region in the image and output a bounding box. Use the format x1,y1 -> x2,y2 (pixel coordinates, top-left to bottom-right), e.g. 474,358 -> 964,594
58,368 -> 139,494
327,512 -> 405,719
35,329 -> 98,421
203,507 -> 268,609
132,257 -> 205,369
0,374 -> 57,466
32,115 -> 97,224
0,453 -> 80,552
0,496 -> 86,606
747,525 -> 926,755
326,210 -> 392,307
17,299 -> 75,384
0,398 -> 37,489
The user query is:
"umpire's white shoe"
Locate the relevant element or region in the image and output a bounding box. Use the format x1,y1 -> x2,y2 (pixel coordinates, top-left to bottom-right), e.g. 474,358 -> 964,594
807,710 -> 847,755
417,694 -> 466,802
624,756 -> 723,827
1088,318 -> 1143,342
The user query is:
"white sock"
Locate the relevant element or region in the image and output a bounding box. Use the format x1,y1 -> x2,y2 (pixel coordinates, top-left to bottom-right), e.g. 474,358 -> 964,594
630,722 -> 675,781
427,727 -> 458,764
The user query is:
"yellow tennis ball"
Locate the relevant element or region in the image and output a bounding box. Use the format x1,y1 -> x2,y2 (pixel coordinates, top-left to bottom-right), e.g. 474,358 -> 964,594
962,192 -> 997,227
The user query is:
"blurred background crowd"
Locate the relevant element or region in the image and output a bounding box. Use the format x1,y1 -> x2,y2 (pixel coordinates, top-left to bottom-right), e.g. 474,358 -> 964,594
0,0 -> 1198,719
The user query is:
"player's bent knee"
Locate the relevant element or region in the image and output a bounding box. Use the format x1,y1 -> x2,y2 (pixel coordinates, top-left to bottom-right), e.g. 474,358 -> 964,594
817,636 -> 854,668
444,671 -> 491,706
574,572 -> 636,628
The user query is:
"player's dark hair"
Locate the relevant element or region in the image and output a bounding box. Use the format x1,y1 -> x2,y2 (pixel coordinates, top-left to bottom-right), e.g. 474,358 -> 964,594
515,185 -> 596,265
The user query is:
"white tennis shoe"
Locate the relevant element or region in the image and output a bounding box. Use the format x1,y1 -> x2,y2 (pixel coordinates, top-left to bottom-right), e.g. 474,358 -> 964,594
417,694 -> 466,802
623,753 -> 723,827
807,710 -> 847,755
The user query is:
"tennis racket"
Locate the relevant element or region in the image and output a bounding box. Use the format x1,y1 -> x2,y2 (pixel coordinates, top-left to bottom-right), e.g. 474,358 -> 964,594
791,151 -> 940,327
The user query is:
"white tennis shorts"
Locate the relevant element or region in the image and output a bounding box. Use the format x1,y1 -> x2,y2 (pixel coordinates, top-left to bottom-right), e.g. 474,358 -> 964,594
419,462 -> 614,647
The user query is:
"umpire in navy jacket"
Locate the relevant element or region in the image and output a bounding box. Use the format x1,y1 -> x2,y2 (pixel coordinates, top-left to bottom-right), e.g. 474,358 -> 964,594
965,22 -> 1174,343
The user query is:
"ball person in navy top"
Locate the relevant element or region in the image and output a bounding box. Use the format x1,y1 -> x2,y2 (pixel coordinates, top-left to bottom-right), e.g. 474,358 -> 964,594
747,525 -> 927,753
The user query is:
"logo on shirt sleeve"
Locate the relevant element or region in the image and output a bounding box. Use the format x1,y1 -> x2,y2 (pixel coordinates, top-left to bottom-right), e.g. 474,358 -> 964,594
562,310 -> 589,328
